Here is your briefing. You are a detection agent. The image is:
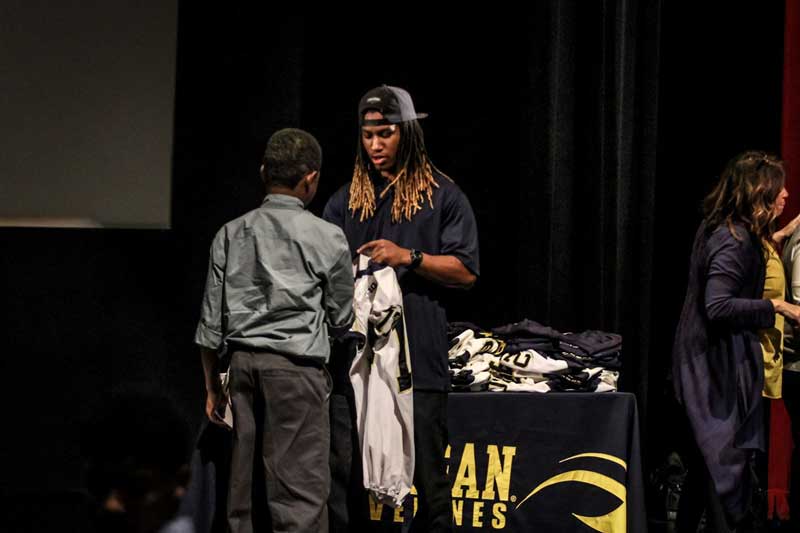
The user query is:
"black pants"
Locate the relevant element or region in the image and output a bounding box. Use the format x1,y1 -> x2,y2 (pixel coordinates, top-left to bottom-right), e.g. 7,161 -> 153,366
228,350 -> 331,533
405,391 -> 452,533
329,386 -> 452,533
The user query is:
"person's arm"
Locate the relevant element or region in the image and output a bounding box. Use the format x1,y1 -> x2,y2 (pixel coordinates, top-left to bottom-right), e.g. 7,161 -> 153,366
200,346 -> 227,427
771,233 -> 800,323
428,182 -> 480,288
323,233 -> 355,336
357,184 -> 480,289
771,299 -> 800,324
413,253 -> 476,288
356,240 -> 475,288
790,238 -> 800,305
704,232 -> 776,329
195,229 -> 229,426
773,212 -> 800,243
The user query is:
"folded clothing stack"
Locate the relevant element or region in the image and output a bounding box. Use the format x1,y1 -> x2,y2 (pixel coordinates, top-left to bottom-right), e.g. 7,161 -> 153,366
447,319 -> 621,393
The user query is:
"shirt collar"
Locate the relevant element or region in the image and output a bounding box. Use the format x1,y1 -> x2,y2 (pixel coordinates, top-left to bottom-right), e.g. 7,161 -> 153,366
261,194 -> 305,209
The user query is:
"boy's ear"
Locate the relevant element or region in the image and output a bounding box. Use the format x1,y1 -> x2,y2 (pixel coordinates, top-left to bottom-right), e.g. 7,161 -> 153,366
299,170 -> 318,191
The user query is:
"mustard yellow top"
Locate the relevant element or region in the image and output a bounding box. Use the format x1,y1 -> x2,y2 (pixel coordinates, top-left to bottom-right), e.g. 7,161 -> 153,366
761,242 -> 785,399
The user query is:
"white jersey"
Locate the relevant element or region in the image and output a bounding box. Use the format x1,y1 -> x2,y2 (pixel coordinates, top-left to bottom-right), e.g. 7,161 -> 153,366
350,254 -> 414,508
448,329 -> 506,364
496,349 -> 569,380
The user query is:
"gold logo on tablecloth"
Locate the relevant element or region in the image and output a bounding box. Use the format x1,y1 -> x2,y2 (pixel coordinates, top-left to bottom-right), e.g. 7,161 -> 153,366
516,453 -> 627,533
368,442 -> 517,528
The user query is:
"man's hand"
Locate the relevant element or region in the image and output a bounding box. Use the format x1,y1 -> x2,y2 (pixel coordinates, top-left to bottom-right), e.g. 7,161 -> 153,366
357,239 -> 410,268
357,239 -> 476,288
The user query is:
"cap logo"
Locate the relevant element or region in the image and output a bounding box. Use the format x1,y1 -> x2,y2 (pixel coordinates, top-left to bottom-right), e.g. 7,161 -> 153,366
367,97 -> 381,103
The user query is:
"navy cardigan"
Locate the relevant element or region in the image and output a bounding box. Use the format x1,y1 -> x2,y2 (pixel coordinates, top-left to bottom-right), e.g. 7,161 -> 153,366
672,221 -> 775,524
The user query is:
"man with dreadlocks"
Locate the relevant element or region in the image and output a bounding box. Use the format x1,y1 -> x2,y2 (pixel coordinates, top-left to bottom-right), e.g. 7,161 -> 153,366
323,85 -> 479,532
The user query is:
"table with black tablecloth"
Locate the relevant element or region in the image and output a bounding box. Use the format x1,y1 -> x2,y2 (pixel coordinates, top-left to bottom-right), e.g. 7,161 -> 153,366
366,392 -> 646,533
186,392 -> 646,533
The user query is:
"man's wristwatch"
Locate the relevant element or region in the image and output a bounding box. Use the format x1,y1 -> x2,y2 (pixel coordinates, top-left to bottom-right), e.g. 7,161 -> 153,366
409,248 -> 423,270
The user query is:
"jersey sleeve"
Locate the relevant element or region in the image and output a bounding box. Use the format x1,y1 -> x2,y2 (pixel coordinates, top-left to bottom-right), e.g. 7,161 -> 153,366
440,185 -> 480,276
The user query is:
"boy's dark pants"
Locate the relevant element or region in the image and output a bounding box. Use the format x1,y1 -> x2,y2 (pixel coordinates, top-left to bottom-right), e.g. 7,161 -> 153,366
227,349 -> 331,533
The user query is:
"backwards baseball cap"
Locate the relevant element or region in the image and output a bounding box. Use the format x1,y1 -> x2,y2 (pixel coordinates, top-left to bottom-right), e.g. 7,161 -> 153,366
358,85 -> 428,126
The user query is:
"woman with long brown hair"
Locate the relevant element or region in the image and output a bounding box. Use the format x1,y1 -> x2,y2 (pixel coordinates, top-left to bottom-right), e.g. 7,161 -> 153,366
672,150 -> 800,532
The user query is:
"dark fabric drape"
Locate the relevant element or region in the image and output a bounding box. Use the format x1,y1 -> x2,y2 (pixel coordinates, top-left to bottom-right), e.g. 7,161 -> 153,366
783,0 -> 800,218
518,0 -> 661,421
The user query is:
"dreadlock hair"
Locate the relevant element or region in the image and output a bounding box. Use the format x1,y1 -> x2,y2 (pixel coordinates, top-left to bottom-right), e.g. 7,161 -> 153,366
703,150 -> 785,248
349,119 -> 449,223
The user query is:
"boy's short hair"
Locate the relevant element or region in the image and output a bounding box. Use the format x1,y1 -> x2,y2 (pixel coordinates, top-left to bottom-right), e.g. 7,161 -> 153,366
262,128 -> 322,189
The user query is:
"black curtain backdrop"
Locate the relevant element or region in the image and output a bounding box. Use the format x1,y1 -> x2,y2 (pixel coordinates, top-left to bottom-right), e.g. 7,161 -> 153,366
518,0 -> 661,425
0,3 -> 788,531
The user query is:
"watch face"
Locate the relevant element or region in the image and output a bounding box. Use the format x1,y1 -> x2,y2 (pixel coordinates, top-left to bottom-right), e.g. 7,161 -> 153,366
410,249 -> 423,268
